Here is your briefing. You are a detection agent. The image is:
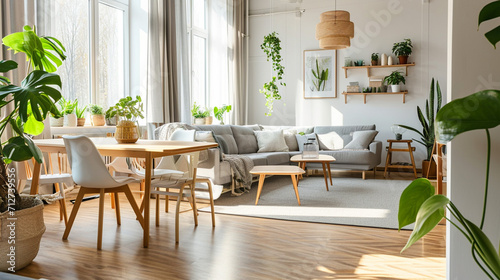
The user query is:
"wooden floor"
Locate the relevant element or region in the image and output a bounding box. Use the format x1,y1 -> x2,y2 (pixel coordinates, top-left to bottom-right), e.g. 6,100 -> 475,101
16,171 -> 446,280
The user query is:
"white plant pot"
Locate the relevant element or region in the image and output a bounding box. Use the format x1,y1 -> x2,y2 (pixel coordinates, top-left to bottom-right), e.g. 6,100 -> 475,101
391,84 -> 401,93
194,118 -> 205,125
63,113 -> 77,127
50,116 -> 64,127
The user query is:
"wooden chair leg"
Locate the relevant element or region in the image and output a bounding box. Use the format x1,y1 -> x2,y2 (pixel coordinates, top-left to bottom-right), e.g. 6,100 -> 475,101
59,198 -> 68,226
175,185 -> 186,244
156,194 -> 160,227
114,192 -> 121,226
165,193 -> 169,213
63,188 -> 86,240
110,193 -> 115,209
190,183 -> 198,227
206,180 -> 215,227
139,180 -> 145,199
97,189 -> 105,250
122,186 -> 144,228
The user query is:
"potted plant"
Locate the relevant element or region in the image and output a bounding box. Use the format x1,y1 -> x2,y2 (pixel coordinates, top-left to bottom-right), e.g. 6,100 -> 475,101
105,106 -> 117,126
59,97 -> 77,127
214,105 -> 231,125
398,78 -> 442,178
112,96 -> 144,143
204,108 -> 213,125
50,105 -> 64,127
0,25 -> 65,271
89,104 -> 105,126
392,38 -> 413,64
260,32 -> 286,116
371,53 -> 379,66
384,71 -> 406,92
75,101 -> 87,127
191,102 -> 206,125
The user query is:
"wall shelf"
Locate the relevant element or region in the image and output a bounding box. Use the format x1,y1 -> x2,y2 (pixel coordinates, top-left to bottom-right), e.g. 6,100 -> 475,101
342,91 -> 408,104
341,63 -> 415,78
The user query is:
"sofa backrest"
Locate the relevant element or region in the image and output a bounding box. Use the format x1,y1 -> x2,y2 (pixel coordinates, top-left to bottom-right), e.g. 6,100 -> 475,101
195,125 -> 239,154
314,125 -> 376,145
230,125 -> 261,154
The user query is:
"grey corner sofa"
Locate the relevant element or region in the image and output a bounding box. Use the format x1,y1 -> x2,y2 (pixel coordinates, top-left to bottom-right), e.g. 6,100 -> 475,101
187,124 -> 382,185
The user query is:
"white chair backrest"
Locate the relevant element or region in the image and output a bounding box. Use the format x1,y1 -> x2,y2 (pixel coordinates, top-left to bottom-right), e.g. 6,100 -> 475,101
63,135 -> 121,188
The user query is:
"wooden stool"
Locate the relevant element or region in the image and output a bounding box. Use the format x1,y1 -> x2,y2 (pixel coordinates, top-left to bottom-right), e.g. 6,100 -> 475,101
384,139 -> 417,179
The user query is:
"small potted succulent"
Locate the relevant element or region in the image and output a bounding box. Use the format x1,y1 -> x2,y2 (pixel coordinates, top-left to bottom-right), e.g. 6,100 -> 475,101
105,106 -> 117,126
371,53 -> 379,66
75,101 -> 87,127
89,104 -> 105,126
392,38 -> 413,64
111,96 -> 144,143
384,71 -> 406,93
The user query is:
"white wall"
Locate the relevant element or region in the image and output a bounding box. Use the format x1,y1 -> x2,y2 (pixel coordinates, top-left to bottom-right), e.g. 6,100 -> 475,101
248,0 -> 448,166
447,0 -> 500,278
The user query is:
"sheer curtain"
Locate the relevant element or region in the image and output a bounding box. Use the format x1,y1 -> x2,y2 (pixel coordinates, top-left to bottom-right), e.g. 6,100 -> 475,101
147,0 -> 190,124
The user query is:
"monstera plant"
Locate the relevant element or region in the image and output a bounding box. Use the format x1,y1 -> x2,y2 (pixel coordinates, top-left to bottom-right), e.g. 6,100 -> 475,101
398,2 -> 500,279
0,25 -> 66,212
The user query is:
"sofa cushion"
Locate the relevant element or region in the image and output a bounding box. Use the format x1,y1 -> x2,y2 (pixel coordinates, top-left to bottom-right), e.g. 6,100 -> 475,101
245,152 -> 290,165
194,131 -> 216,142
196,125 -> 238,154
261,125 -> 314,134
254,130 -> 289,152
282,129 -> 299,151
320,150 -> 375,165
231,125 -> 260,154
314,125 -> 376,145
169,129 -> 196,141
245,153 -> 268,166
317,131 -> 344,150
295,133 -> 318,152
344,130 -> 378,150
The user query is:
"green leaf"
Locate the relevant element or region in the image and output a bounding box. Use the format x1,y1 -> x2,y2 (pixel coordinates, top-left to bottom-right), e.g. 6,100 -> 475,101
417,106 -> 429,138
3,136 -> 33,162
485,25 -> 500,49
401,194 -> 448,252
398,178 -> 436,230
436,80 -> 442,112
464,219 -> 500,278
435,90 -> 500,143
24,135 -> 43,163
429,78 -> 435,125
0,60 -> 18,73
398,124 -> 424,138
24,114 -> 45,136
478,0 -> 500,48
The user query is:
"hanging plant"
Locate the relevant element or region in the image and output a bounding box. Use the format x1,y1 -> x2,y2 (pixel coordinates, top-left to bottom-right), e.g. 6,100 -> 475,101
260,32 -> 286,116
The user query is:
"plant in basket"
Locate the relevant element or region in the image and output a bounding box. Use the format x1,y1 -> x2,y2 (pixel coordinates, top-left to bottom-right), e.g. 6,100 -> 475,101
110,96 -> 144,143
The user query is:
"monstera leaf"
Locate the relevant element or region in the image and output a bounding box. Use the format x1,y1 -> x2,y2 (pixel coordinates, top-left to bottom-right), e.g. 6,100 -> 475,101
0,60 -> 18,85
0,70 -> 62,124
478,0 -> 500,48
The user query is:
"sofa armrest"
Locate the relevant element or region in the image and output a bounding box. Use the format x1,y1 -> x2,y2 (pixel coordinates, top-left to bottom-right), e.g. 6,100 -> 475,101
198,148 -> 220,168
369,141 -> 383,165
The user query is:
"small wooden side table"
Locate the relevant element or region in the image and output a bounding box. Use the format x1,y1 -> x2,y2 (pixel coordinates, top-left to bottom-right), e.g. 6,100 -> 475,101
290,154 -> 335,191
249,165 -> 305,205
384,139 -> 417,179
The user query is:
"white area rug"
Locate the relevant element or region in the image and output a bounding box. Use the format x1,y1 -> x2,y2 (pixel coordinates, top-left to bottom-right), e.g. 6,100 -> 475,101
200,176 -> 413,230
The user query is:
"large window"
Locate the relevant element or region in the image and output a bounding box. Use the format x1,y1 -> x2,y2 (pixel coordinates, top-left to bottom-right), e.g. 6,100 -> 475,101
40,0 -> 129,108
187,0 -> 208,107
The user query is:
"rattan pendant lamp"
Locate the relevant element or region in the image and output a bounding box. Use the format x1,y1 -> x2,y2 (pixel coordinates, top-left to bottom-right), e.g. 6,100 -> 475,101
315,0 -> 354,49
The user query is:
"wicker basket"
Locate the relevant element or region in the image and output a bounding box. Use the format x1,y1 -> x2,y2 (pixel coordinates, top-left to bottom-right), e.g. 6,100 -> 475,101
115,120 -> 139,143
0,196 -> 45,272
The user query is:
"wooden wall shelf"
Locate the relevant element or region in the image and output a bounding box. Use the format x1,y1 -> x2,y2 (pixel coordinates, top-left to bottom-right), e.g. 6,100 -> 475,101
341,63 -> 415,78
342,91 -> 408,104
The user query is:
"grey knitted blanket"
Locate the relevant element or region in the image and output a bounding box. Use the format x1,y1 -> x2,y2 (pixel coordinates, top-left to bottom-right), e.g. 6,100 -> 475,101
223,154 -> 254,190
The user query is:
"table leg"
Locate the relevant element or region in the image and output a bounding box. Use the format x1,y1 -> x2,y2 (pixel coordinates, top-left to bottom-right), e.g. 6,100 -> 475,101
143,153 -> 152,248
321,162 -> 329,191
255,174 -> 266,205
327,162 -> 333,186
384,143 -> 392,178
30,161 -> 42,195
290,175 -> 301,205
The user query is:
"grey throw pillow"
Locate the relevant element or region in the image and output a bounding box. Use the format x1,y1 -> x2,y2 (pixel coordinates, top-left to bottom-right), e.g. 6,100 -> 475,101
344,130 -> 378,150
296,133 -> 318,152
254,130 -> 289,152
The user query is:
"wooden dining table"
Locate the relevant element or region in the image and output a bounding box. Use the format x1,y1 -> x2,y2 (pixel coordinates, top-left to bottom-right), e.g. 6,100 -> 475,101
32,138 -> 218,248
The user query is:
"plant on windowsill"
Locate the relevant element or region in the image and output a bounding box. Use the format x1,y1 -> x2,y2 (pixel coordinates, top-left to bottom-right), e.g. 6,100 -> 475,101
260,32 -> 286,116
75,101 -> 87,127
383,71 -> 406,93
111,96 -> 144,143
58,96 -> 77,127
392,38 -> 413,64
213,105 -> 231,125
0,25 -> 66,271
191,102 -> 208,125
89,104 -> 105,126
398,2 -> 500,279
105,106 -> 117,126
397,78 -> 442,178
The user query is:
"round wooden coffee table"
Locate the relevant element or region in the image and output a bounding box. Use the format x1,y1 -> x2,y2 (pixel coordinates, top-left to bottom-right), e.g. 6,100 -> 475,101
290,154 -> 336,191
249,165 -> 305,205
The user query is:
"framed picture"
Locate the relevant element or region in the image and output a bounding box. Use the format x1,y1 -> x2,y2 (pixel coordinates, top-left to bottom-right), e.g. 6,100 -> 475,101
303,49 -> 337,99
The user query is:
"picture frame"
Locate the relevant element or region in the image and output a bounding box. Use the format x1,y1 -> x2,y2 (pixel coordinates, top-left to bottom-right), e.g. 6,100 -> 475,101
303,49 -> 337,99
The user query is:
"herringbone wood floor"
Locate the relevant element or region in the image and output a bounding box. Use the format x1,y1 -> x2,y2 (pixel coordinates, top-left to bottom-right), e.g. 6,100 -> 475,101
16,172 -> 446,280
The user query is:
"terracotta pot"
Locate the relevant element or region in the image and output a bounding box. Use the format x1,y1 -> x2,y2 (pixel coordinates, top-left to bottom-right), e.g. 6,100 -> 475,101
77,118 -> 85,126
422,160 -> 437,179
371,60 -> 378,66
114,120 -> 139,143
91,114 -> 106,126
398,55 -> 408,64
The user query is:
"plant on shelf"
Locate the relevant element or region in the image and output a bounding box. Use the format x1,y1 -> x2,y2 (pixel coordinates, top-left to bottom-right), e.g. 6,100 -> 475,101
260,32 -> 286,116
399,3 -> 500,279
398,78 -> 442,177
392,38 -> 413,64
89,104 -> 105,126
371,53 -> 379,66
105,106 -> 117,126
311,59 -> 329,91
0,25 -> 66,271
75,101 -> 87,127
383,71 -> 406,93
191,102 -> 208,125
111,96 -> 144,143
58,96 -> 77,127
213,105 -> 232,125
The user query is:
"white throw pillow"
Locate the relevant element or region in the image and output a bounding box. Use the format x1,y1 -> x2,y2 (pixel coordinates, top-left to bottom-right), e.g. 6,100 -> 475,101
169,129 -> 196,141
317,131 -> 344,150
194,131 -> 216,142
254,130 -> 289,153
344,130 -> 378,150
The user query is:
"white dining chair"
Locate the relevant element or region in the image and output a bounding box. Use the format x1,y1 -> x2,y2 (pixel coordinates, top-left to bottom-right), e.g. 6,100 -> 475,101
62,135 -> 144,250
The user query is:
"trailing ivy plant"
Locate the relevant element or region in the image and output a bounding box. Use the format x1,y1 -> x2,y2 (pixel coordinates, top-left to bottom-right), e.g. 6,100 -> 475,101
260,32 -> 286,116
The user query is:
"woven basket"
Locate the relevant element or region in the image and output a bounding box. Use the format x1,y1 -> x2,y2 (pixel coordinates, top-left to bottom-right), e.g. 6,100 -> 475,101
115,120 -> 139,143
0,196 -> 45,272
